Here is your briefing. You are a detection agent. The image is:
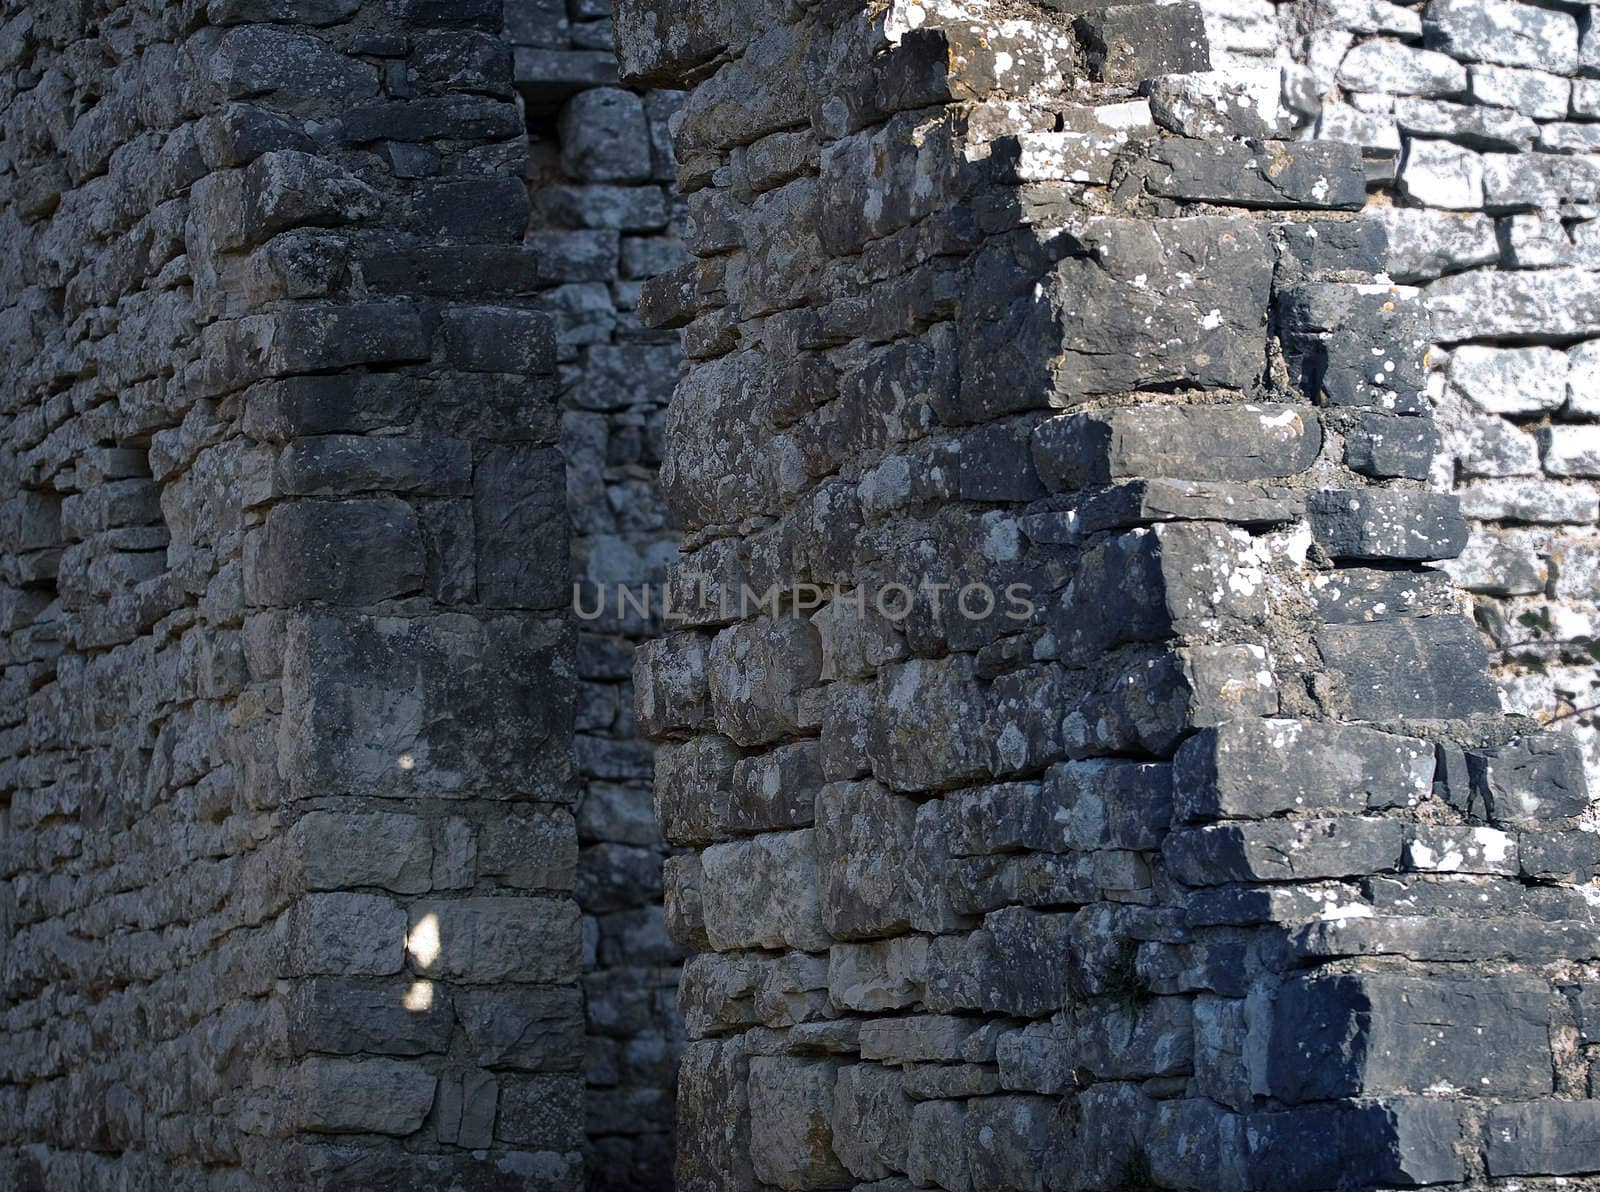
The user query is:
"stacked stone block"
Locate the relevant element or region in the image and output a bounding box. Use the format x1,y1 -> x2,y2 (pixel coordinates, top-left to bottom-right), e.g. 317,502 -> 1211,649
507,2 -> 688,1185
1,2 -> 580,1188
622,0 -> 1600,1187
1294,0 -> 1600,799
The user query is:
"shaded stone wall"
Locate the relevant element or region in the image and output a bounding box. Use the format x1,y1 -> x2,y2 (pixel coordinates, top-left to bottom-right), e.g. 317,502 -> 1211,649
506,0 -> 688,1184
0,1 -> 580,1188
621,0 -> 1600,1188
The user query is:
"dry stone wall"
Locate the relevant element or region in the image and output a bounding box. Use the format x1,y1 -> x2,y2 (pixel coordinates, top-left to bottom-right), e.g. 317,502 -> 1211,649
1,1 -> 581,1188
1291,0 -> 1600,809
507,1 -> 688,1185
621,0 -> 1600,1188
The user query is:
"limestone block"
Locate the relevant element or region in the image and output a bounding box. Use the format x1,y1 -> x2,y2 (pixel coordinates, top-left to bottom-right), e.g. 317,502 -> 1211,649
1485,1101 -> 1600,1177
831,1063 -> 912,1181
455,986 -> 584,1071
1076,3 -> 1211,84
706,618 -> 822,748
1315,614 -> 1502,719
747,1057 -> 851,1190
1268,972 -> 1552,1102
1032,403 -> 1321,490
1175,719 -> 1434,823
700,830 -> 831,953
286,976 -> 455,1057
1147,139 -> 1365,209
1306,490 -> 1468,561
1424,0 -> 1579,72
827,937 -> 928,1013
1164,818 -> 1406,885
406,897 -> 581,984
280,612 -> 572,802
284,892 -> 408,976
1338,40 -> 1467,94
559,88 -> 653,183
654,734 -> 740,845
292,810 -> 433,894
286,1057 -> 437,1135
814,780 -> 917,940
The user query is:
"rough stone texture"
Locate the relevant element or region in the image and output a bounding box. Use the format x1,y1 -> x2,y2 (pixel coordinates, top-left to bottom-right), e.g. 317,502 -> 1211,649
11,1 -> 1600,1191
510,2 -> 687,1183
621,0 -> 1600,1189
0,2 -> 580,1188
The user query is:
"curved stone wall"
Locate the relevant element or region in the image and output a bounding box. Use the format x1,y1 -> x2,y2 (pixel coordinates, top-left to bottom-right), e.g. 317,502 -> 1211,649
1,2 -> 581,1187
621,0 -> 1600,1187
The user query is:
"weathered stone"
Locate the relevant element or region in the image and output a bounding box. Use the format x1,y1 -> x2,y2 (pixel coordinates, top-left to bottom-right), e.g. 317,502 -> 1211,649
1540,425 -> 1600,477
292,810 -> 433,893
1150,71 -> 1291,138
1338,40 -> 1467,95
286,1057 -> 437,1135
558,88 -> 652,182
1165,818 -> 1406,885
1484,1101 -> 1600,1176
731,741 -> 823,832
700,831 -> 832,953
407,898 -> 581,984
654,734 -> 739,845
907,1099 -> 970,1192
256,498 -> 423,606
1398,138 -> 1483,209
1076,3 -> 1211,84
282,612 -> 572,803
1032,404 -> 1320,490
1469,63 -> 1571,118
831,1064 -> 912,1181
1467,734 -> 1590,825
1344,412 -> 1438,479
963,1095 -> 1062,1192
1146,139 -> 1365,209
1174,719 -> 1434,823
1394,97 -> 1537,151
707,619 -> 822,747
474,445 -> 568,609
1277,284 -> 1428,412
925,908 -> 1071,1016
1306,490 -> 1468,561
1238,1099 -> 1466,1189
287,976 -> 455,1057
1269,972 -> 1552,1102
962,218 -> 1272,416
747,1058 -> 851,1190
456,987 -> 585,1071
828,937 -> 928,1012
814,781 -> 918,940
1369,208 -> 1498,283
1315,614 -> 1502,719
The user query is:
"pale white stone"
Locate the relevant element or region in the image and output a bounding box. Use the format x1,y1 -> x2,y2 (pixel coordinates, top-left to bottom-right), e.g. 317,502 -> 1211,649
1398,138 -> 1484,209
1449,346 -> 1568,415
1542,425 -> 1600,477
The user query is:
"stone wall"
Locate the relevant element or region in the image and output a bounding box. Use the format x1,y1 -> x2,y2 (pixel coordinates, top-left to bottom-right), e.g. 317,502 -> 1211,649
1289,0 -> 1600,806
506,1 -> 688,1185
621,0 -> 1600,1188
0,2 -> 581,1188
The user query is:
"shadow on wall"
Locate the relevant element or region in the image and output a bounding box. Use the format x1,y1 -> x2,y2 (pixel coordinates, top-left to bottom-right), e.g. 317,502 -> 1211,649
511,3 -> 690,1185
